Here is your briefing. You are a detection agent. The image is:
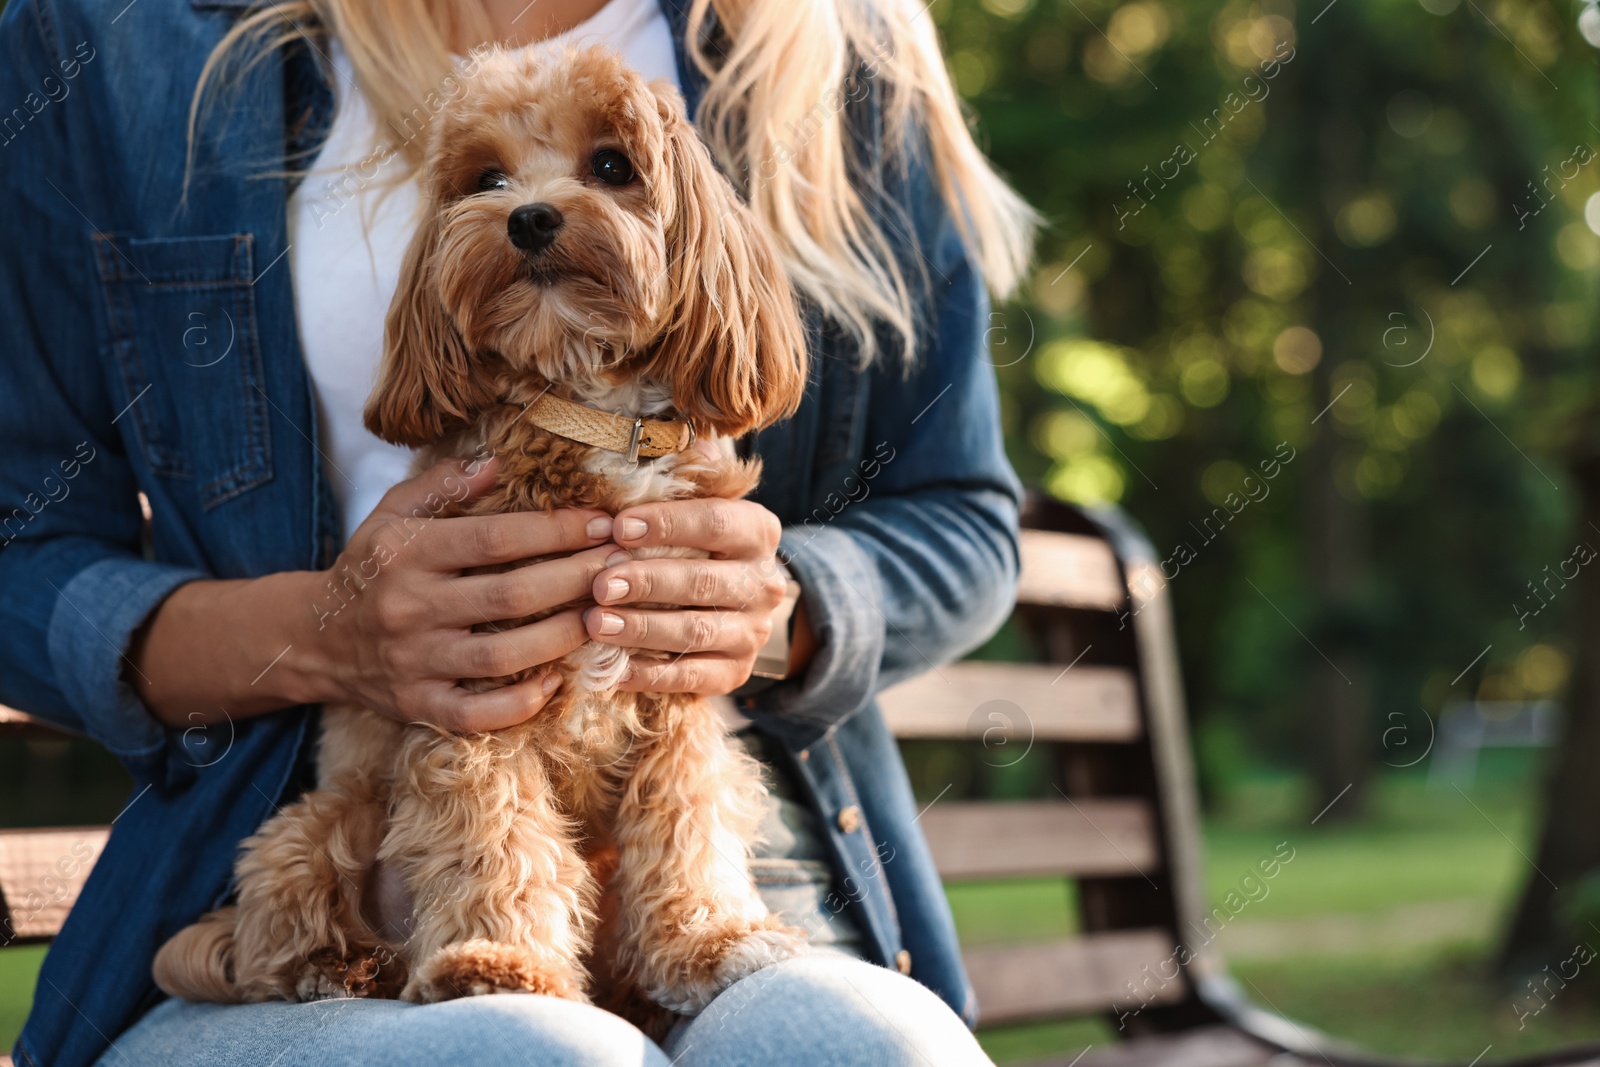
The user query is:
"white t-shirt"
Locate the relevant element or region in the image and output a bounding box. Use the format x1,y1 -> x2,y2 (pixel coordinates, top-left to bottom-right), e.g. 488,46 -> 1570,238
289,0 -> 681,542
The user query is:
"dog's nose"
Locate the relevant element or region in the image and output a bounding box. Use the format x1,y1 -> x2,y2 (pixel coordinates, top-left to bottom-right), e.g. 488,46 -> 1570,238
507,203 -> 564,253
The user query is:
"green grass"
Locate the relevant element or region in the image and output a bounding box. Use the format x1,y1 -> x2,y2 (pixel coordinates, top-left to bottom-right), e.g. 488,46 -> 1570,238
1230,947 -> 1600,1062
1204,825 -> 1520,919
1201,764 -> 1537,922
0,946 -> 45,1049
947,878 -> 1081,945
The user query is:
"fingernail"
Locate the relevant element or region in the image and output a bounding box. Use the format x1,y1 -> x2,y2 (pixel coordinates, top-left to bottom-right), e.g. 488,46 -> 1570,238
596,611 -> 625,636
618,518 -> 647,540
541,672 -> 561,695
605,549 -> 632,567
603,578 -> 629,603
586,517 -> 612,539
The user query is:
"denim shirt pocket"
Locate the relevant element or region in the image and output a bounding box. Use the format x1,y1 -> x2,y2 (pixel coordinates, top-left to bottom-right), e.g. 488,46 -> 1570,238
93,232 -> 273,509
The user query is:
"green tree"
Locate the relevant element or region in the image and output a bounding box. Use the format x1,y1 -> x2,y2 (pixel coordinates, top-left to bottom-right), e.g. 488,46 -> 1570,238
940,0 -> 1598,961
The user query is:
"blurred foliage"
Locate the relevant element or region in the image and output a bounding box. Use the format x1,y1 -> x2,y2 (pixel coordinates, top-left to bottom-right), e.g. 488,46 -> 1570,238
943,0 -> 1600,793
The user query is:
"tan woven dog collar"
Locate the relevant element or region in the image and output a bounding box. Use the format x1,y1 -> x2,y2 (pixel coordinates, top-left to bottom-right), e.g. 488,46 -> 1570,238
526,392 -> 695,463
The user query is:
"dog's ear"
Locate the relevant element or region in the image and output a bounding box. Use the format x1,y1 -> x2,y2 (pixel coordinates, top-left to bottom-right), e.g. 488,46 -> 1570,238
641,87 -> 808,440
365,204 -> 494,447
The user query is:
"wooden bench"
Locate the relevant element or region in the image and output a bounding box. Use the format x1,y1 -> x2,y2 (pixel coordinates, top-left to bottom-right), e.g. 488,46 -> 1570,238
877,499 -> 1600,1066
879,498 -> 1274,1065
7,499 -> 1600,1065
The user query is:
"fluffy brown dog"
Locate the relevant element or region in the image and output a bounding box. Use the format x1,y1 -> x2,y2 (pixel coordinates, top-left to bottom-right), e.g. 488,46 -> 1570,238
153,44 -> 809,1017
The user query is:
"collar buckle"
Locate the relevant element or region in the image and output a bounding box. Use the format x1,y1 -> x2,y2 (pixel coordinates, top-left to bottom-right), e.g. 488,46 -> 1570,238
525,392 -> 692,460
625,418 -> 645,464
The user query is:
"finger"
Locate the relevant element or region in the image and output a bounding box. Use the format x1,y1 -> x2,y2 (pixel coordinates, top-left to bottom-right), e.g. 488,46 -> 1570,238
611,498 -> 781,560
592,557 -> 784,611
584,606 -> 764,657
420,672 -> 563,733
369,454 -> 500,524
447,545 -> 630,624
616,654 -> 751,695
433,609 -> 589,680
419,509 -> 616,571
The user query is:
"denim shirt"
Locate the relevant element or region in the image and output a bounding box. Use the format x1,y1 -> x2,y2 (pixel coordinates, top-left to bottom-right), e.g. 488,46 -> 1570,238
0,0 -> 1021,1061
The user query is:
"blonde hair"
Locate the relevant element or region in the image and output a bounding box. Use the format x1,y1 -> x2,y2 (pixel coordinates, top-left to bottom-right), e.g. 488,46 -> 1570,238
193,0 -> 1036,363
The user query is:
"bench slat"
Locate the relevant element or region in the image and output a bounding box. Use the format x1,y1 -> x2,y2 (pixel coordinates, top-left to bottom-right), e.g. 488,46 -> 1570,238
922,799 -> 1161,881
0,827 -> 109,944
879,662 -> 1142,744
1017,529 -> 1125,611
967,929 -> 1184,1025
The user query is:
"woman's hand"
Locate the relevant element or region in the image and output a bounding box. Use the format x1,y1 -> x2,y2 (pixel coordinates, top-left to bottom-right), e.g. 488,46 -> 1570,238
128,461 -> 804,733
307,457 -> 620,731
130,456 -> 613,733
582,497 -> 800,694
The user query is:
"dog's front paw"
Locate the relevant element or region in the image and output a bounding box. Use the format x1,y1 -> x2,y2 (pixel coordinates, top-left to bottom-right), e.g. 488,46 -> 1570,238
711,926 -> 806,991
402,939 -> 589,1003
647,920 -> 806,1015
298,946 -> 406,1002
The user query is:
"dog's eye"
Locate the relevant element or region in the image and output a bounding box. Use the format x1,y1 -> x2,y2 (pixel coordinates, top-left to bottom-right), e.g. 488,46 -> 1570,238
591,150 -> 634,186
477,168 -> 510,193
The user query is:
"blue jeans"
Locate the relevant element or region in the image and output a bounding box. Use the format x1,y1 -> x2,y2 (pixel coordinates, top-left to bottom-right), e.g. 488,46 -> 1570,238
97,733 -> 992,1065
98,954 -> 992,1066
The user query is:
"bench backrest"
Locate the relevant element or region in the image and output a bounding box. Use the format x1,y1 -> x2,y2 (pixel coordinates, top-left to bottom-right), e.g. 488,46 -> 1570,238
877,499 -> 1213,1029
0,707 -> 109,951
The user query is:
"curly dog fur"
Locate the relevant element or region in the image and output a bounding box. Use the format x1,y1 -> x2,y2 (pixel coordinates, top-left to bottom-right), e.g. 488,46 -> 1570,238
154,43 -> 808,1021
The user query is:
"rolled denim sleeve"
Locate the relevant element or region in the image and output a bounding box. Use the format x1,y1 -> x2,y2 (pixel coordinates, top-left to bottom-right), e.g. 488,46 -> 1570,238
754,130 -> 1023,736
0,0 -> 203,768
765,524 -> 887,733
44,557 -> 208,757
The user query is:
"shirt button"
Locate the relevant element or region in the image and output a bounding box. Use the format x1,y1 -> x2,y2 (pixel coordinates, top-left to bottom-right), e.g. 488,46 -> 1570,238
895,950 -> 912,975
836,805 -> 862,833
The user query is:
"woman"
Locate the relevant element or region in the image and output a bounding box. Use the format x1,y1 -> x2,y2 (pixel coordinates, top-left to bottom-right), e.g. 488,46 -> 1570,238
0,0 -> 1034,1059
